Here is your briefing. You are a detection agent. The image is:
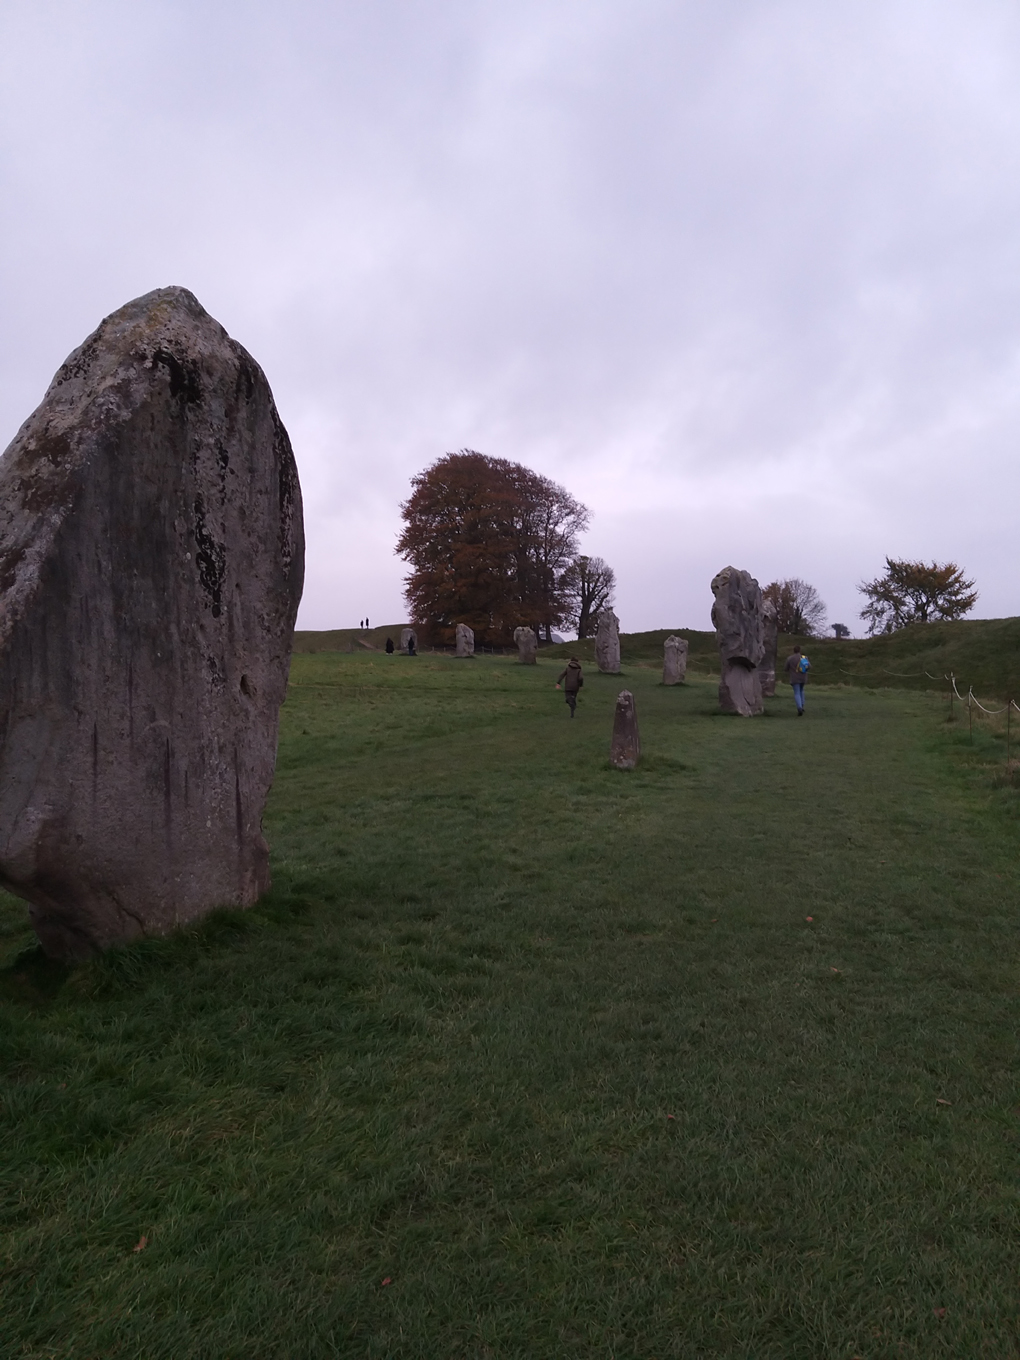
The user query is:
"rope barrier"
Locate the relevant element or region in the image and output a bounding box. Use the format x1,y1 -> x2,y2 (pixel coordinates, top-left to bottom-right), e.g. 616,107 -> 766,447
837,665 -> 1018,721
836,667 -> 1016,718
945,672 -> 1011,715
839,666 -> 944,680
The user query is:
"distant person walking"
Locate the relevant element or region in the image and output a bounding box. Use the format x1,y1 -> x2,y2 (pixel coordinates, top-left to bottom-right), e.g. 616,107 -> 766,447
783,644 -> 810,716
556,657 -> 584,717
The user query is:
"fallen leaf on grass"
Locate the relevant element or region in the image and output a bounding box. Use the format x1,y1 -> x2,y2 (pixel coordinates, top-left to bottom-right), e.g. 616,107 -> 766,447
381,1277 -> 392,1287
132,1237 -> 148,1253
667,1114 -> 676,1120
806,916 -> 813,922
933,1307 -> 947,1319
936,1098 -> 952,1107
830,967 -> 841,973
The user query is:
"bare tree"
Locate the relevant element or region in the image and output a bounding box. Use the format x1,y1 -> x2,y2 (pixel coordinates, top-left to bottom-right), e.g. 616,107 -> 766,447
561,555 -> 616,639
762,579 -> 827,636
857,558 -> 977,635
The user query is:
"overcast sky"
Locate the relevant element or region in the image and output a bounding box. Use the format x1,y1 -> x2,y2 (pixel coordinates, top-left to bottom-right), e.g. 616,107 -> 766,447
2,0 -> 1019,634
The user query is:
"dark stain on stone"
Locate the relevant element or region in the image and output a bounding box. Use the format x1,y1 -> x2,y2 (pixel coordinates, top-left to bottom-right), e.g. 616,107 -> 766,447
152,349 -> 203,405
192,493 -> 226,617
235,354 -> 256,403
0,546 -> 27,596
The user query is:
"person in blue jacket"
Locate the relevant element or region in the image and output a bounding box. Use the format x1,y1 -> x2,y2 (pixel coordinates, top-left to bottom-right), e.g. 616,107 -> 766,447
783,645 -> 810,716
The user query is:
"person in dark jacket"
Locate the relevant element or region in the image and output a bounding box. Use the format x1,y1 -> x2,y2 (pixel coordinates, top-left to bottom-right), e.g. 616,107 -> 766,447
556,657 -> 584,717
385,637 -> 394,654
783,645 -> 810,715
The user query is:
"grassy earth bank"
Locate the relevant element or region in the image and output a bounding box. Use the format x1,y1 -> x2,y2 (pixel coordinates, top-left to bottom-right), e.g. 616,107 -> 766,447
300,615 -> 1020,702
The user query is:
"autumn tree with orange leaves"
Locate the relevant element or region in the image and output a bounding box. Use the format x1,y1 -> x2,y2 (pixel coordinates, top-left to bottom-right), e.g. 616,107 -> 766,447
857,558 -> 977,634
396,451 -> 590,646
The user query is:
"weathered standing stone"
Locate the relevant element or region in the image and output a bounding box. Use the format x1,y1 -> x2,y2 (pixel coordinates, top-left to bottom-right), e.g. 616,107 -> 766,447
610,691 -> 640,769
400,627 -> 417,654
0,287 -> 304,960
760,598 -> 778,697
514,626 -> 537,664
455,623 -> 475,657
663,635 -> 688,686
710,566 -> 765,717
595,609 -> 621,673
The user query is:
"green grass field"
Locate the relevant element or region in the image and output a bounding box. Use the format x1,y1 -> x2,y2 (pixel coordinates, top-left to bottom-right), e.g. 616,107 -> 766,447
2,648 -> 1020,1358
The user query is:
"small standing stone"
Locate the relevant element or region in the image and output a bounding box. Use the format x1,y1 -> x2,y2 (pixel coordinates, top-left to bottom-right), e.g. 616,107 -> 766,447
711,565 -> 765,717
514,626 -> 537,664
400,627 -> 417,654
595,609 -> 621,673
610,691 -> 640,769
455,623 -> 475,657
663,635 -> 688,685
760,598 -> 778,698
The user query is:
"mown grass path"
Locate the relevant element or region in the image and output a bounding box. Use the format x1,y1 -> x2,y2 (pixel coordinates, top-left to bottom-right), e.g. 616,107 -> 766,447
2,654 -> 1018,1358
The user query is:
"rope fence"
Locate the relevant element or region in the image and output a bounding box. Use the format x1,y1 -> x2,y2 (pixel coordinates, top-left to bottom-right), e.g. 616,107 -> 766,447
939,671 -> 1020,768
838,662 -> 1020,770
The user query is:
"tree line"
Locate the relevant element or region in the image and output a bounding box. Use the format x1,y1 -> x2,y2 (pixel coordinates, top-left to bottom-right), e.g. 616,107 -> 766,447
763,561 -> 976,638
397,452 -> 977,643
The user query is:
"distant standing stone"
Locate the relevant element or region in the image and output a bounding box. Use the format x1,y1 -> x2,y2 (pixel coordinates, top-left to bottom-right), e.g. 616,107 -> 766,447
711,566 -> 765,717
760,598 -> 778,698
610,691 -> 640,769
663,635 -> 688,685
455,623 -> 475,657
514,625 -> 537,664
595,609 -> 621,673
400,627 -> 417,654
0,286 -> 304,960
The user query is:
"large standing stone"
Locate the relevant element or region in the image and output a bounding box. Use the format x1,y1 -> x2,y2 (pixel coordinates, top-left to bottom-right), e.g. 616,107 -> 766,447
610,691 -> 640,769
710,566 -> 765,717
0,287 -> 304,960
513,626 -> 537,664
760,598 -> 778,698
455,623 -> 475,657
595,609 -> 621,673
663,635 -> 688,686
400,627 -> 417,654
